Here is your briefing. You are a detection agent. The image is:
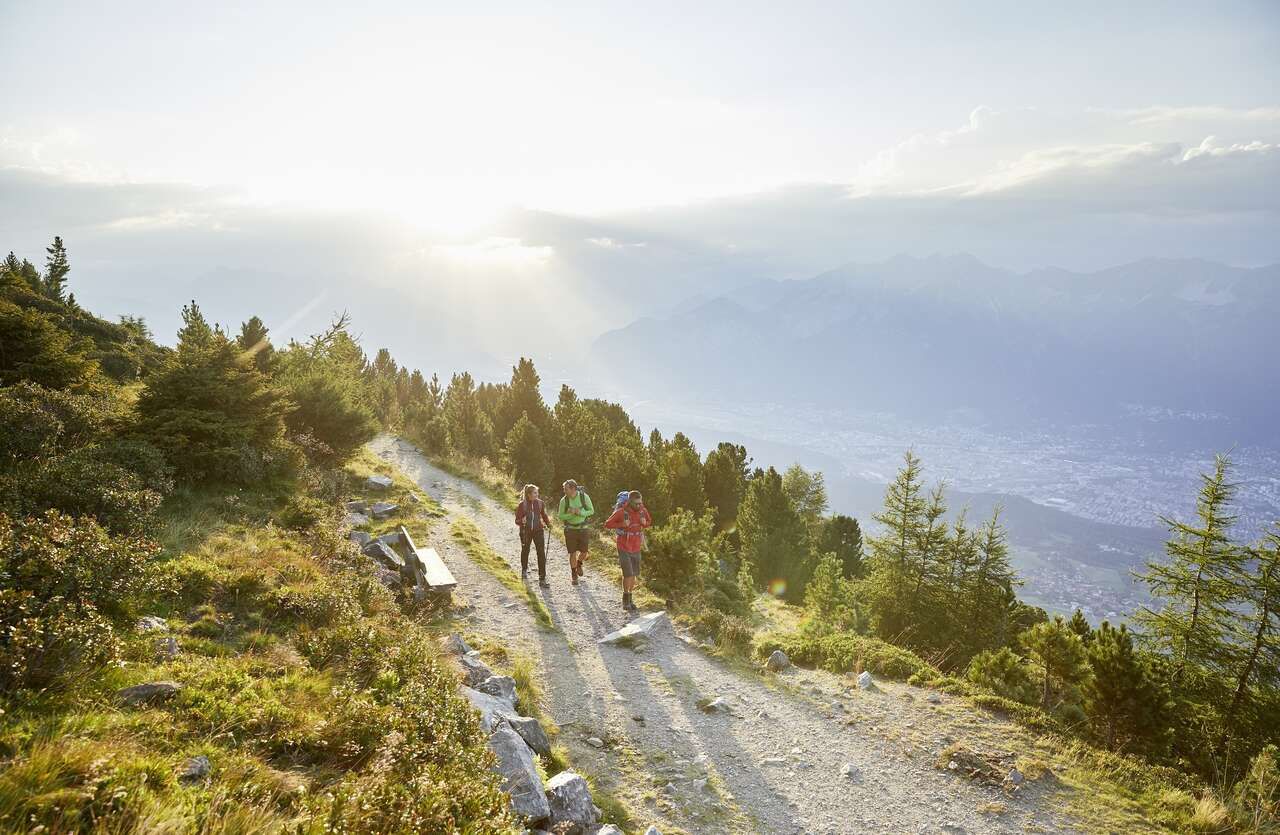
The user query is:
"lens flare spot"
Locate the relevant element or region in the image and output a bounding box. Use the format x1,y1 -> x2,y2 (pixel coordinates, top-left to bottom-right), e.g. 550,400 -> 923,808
768,579 -> 787,598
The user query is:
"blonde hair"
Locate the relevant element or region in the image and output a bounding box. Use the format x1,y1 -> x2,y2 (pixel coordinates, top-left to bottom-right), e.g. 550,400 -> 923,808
522,484 -> 537,501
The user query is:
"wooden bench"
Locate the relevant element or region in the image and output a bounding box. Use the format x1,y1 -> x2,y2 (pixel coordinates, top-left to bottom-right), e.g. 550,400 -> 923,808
394,525 -> 457,596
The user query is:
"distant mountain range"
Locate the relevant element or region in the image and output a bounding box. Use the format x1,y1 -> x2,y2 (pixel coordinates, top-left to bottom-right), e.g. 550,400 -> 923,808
594,255 -> 1280,441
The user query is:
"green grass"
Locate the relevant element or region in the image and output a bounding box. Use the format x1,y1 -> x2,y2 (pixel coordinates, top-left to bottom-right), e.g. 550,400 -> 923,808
449,516 -> 555,630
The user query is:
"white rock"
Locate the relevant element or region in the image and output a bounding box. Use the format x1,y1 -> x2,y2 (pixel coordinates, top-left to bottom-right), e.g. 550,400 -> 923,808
857,671 -> 875,690
840,762 -> 862,782
460,654 -> 494,687
699,697 -> 733,715
461,686 -> 520,732
594,827 -> 625,835
488,725 -> 550,820
927,693 -> 942,704
505,715 -> 552,757
598,611 -> 668,646
137,616 -> 168,633
642,827 -> 663,835
366,474 -> 394,490
442,633 -> 471,656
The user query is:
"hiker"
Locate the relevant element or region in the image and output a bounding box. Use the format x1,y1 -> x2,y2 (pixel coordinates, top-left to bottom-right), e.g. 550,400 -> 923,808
515,484 -> 552,588
603,490 -> 652,613
558,479 -> 594,586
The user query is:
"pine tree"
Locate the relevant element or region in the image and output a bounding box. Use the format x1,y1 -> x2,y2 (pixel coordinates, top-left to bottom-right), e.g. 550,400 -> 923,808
504,412 -> 552,490
1020,616 -> 1090,710
739,466 -> 810,600
1084,622 -> 1170,755
42,236 -> 70,302
863,451 -> 927,639
967,646 -> 1037,704
801,551 -> 861,635
1221,525 -> 1280,756
1069,608 -> 1093,642
818,514 -> 864,578
1134,455 -> 1244,682
236,316 -> 275,373
176,301 -> 214,352
704,442 -> 751,529
783,464 -> 828,531
0,299 -> 99,389
660,433 -> 706,514
497,358 -> 550,439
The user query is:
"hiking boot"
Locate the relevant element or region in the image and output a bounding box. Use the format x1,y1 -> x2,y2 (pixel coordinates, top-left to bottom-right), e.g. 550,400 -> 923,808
521,569 -> 528,580
626,599 -> 639,613
539,579 -> 551,589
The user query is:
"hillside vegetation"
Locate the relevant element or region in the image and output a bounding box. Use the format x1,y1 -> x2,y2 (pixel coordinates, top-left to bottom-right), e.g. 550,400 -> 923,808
2,239 -> 1278,832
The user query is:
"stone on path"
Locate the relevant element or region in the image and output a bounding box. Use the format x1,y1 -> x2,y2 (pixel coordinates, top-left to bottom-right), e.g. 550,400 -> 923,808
478,674 -> 518,706
585,736 -> 605,749
544,771 -> 600,834
487,725 -> 550,820
840,762 -> 862,782
927,692 -> 942,704
506,715 -> 552,757
1006,767 -> 1024,787
766,649 -> 790,672
366,474 -> 393,490
179,755 -> 210,782
857,671 -> 876,690
461,686 -> 520,732
594,827 -> 624,835
598,611 -> 668,646
698,696 -> 734,715
642,827 -> 662,835
118,681 -> 182,706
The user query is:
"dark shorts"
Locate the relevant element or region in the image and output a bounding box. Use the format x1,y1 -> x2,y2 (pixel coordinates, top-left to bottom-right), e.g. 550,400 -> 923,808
564,527 -> 590,554
619,550 -> 641,578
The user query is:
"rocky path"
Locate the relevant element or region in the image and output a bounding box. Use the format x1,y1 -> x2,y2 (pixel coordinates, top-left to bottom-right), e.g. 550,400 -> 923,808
370,436 -> 1084,835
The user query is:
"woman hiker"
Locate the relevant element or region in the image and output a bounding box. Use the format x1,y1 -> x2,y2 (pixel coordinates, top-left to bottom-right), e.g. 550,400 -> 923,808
603,490 -> 653,613
558,479 -> 594,586
515,484 -> 552,588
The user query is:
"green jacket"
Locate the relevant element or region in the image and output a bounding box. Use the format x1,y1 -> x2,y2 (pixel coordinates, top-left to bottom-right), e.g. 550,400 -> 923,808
558,491 -> 594,528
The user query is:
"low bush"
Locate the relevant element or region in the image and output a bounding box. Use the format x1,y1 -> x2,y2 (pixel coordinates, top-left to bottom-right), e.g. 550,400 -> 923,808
754,629 -> 939,681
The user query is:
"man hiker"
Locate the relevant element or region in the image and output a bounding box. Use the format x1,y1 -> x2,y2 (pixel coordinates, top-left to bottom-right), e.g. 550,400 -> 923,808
515,484 -> 552,588
558,479 -> 594,586
603,490 -> 652,613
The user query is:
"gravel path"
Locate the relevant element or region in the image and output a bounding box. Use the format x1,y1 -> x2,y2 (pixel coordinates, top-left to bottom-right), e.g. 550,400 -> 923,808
371,435 -> 1085,835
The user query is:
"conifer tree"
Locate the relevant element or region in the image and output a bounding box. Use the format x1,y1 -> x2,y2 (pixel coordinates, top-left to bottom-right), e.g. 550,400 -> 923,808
801,551 -> 862,635
236,315 -> 274,373
176,301 -> 214,352
42,236 -> 70,302
1069,608 -> 1093,643
1221,524 -> 1280,755
497,358 -> 550,439
1084,622 -> 1170,754
704,442 -> 751,529
1134,455 -> 1244,683
818,514 -> 864,578
504,412 -> 552,490
660,433 -> 706,514
863,451 -> 926,639
1021,616 -> 1090,710
739,466 -> 810,600
783,464 -> 829,532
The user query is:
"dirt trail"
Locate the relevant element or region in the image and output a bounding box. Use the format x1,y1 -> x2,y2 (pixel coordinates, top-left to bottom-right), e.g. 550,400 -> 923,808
371,435 -> 1084,835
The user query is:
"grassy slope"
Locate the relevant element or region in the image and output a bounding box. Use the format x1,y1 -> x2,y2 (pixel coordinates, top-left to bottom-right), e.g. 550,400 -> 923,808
0,456 -> 516,834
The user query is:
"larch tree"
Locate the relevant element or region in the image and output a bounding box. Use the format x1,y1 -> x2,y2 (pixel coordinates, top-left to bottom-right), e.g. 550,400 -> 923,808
42,236 -> 70,302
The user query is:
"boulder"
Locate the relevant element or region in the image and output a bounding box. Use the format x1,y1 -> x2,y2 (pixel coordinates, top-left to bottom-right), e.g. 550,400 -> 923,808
544,771 -> 600,834
369,501 -> 399,519
366,475 -> 394,490
461,686 -> 520,732
488,725 -> 550,821
137,615 -> 168,633
345,500 -> 369,513
118,681 -> 182,706
442,633 -> 472,656
585,736 -> 605,749
460,655 -> 494,688
594,827 -> 624,835
363,540 -> 403,570
597,612 -> 668,647
345,511 -> 370,527
643,828 -> 663,835
857,671 -> 875,691
698,696 -> 734,715
349,530 -> 373,548
478,674 -> 518,706
179,755 -> 211,782
506,715 -> 552,757
766,649 -> 790,672
927,692 -> 942,704
840,762 -> 862,782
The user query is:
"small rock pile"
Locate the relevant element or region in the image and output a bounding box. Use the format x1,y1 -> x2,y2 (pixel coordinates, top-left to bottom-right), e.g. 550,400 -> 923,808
444,633 -> 657,834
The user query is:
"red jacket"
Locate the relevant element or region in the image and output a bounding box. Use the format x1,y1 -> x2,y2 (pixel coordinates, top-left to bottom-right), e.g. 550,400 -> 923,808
603,504 -> 652,553
516,499 -> 551,531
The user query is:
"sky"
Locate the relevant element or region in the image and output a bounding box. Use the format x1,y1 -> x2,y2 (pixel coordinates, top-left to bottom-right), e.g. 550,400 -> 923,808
2,0 -> 1279,364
